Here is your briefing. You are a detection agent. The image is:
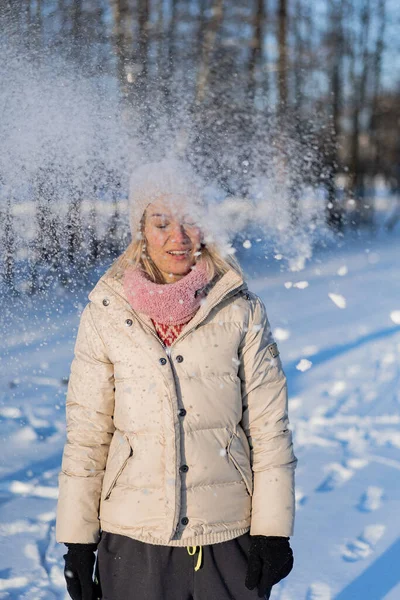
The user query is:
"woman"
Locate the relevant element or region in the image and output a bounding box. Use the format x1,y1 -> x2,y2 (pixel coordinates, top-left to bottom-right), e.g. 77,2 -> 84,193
56,160 -> 297,600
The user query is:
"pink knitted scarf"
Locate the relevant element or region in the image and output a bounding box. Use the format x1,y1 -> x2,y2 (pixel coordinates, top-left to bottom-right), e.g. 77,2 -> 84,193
123,261 -> 211,325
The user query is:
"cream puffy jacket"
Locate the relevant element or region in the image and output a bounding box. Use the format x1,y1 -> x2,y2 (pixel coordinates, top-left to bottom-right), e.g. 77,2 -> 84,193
56,267 -> 297,547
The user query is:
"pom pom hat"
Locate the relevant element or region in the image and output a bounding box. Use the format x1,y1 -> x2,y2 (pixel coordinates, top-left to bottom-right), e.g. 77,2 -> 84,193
128,158 -> 207,237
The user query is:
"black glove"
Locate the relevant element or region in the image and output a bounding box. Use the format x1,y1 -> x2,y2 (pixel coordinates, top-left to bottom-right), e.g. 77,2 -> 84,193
245,536 -> 293,598
63,543 -> 101,600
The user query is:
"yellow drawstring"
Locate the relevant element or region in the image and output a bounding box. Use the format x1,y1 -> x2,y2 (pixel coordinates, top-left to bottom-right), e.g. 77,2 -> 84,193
187,545 -> 203,571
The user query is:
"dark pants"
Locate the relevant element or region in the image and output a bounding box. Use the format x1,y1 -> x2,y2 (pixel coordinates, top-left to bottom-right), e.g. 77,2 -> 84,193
97,531 -> 263,600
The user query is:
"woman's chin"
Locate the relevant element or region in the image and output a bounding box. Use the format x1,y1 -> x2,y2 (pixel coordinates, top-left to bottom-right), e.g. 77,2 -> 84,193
163,260 -> 194,278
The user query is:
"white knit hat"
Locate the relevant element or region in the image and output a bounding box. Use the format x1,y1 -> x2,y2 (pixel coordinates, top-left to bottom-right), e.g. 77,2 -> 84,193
128,158 -> 207,237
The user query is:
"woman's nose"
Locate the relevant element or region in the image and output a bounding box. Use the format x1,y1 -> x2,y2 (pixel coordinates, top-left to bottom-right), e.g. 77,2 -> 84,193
170,222 -> 190,243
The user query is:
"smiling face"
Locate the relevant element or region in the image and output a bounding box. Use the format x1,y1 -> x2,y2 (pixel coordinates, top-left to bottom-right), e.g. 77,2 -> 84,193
143,198 -> 203,283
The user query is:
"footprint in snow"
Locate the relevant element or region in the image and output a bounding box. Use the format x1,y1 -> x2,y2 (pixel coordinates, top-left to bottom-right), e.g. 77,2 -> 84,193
295,488 -> 307,509
0,519 -> 45,537
25,406 -> 58,441
0,575 -> 30,593
17,585 -> 58,599
0,406 -> 22,419
357,486 -> 384,512
341,524 -> 385,562
316,463 -> 354,492
306,581 -> 332,600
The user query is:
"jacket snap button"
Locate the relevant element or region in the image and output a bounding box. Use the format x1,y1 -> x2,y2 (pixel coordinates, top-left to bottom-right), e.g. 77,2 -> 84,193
125,319 -> 133,326
181,517 -> 189,526
178,408 -> 187,417
176,355 -> 184,363
102,298 -> 110,306
159,358 -> 167,365
180,464 -> 189,473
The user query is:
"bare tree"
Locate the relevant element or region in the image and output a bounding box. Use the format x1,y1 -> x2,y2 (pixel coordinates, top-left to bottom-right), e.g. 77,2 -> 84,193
163,0 -> 178,113
348,0 -> 372,224
195,0 -> 224,105
325,0 -> 346,229
111,0 -> 135,110
292,0 -> 304,112
247,0 -> 265,102
277,0 -> 288,115
369,0 -> 386,180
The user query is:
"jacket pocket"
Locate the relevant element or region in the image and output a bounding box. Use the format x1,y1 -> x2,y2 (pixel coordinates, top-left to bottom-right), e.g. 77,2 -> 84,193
227,432 -> 253,496
102,430 -> 133,501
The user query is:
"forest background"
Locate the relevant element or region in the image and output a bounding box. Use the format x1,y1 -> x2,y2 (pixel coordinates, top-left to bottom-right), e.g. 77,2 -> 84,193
1,0 -> 399,290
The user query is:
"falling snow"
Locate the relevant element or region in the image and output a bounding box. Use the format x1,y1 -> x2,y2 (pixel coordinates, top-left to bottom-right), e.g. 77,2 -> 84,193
390,311 -> 400,325
328,293 -> 347,309
1,5 -> 400,599
296,359 -> 313,372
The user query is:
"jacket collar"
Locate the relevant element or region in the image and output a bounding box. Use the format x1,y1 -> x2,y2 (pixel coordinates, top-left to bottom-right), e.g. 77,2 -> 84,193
89,264 -> 247,337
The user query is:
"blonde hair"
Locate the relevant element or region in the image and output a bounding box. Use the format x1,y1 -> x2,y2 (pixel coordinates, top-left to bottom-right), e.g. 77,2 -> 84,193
108,216 -> 243,283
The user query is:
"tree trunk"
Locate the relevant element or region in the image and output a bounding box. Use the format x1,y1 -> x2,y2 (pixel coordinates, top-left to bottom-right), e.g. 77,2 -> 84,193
247,0 -> 264,102
195,0 -> 224,105
326,0 -> 344,230
348,0 -> 371,226
369,0 -> 386,179
277,0 -> 288,115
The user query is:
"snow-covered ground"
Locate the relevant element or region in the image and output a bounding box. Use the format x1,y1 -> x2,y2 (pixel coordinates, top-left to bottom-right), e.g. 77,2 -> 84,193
1,230 -> 400,599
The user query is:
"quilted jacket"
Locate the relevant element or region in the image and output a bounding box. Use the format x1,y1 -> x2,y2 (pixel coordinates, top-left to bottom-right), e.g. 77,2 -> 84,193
56,266 -> 297,546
